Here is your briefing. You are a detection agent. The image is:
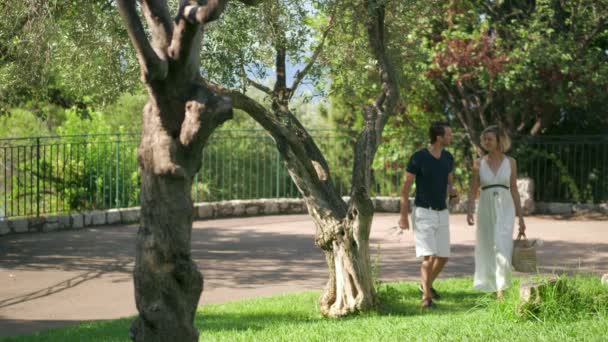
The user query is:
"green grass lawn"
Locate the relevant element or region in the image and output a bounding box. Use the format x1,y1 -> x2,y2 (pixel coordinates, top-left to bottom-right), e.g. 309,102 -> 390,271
3,275 -> 607,342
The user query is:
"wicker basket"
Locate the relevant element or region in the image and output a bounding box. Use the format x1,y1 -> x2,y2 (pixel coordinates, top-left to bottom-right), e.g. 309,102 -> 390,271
512,233 -> 538,273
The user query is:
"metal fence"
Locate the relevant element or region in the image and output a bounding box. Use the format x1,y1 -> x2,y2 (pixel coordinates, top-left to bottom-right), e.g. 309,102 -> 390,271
512,135 -> 608,204
1,131 -> 607,219
0,133 -> 141,219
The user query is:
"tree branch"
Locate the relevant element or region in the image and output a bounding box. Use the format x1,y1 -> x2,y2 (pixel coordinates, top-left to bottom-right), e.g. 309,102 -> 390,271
289,14 -> 336,99
205,81 -> 283,135
274,45 -> 287,93
180,87 -> 233,149
437,79 -> 482,152
365,0 -> 399,139
116,0 -> 168,81
182,0 -> 229,24
238,64 -> 271,94
180,0 -> 263,25
237,0 -> 266,4
204,80 -> 347,220
575,12 -> 608,61
348,0 -> 400,213
167,1 -> 211,68
141,0 -> 174,54
247,77 -> 273,95
454,81 -> 478,132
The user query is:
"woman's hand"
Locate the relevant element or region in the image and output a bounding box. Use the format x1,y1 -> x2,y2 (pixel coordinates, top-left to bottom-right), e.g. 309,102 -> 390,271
518,217 -> 526,234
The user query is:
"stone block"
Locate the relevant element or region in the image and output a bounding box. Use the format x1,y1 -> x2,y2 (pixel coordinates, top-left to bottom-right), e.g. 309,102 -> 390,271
57,215 -> 71,229
196,204 -> 214,219
232,201 -> 245,216
535,202 -> 573,215
120,207 -> 140,224
0,220 -> 10,235
83,211 -> 94,226
106,209 -> 121,225
216,202 -> 233,217
264,199 -> 279,215
28,217 -> 45,232
572,204 -> 598,214
279,199 -> 303,214
10,218 -> 29,233
290,200 -> 306,214
88,211 -> 106,226
245,205 -> 259,216
71,213 -> 84,229
42,221 -> 60,232
45,215 -> 59,223
384,197 -> 401,212
279,200 -> 290,210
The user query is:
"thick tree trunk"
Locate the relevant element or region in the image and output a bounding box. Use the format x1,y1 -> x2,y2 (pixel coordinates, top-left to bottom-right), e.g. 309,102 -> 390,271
129,87 -> 232,342
317,199 -> 376,316
130,147 -> 203,341
115,1 -> 248,340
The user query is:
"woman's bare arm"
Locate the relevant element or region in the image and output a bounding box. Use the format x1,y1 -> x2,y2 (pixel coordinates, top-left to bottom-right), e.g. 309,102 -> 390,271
466,159 -> 480,225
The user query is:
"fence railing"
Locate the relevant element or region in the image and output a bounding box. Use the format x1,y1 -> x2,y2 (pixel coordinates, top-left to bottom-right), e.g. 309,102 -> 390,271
513,135 -> 608,204
1,131 -> 607,219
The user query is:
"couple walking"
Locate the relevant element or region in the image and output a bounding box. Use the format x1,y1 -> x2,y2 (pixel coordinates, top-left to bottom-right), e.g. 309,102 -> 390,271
398,122 -> 527,308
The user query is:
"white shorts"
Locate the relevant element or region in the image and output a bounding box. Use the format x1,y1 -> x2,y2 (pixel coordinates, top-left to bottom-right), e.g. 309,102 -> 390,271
412,206 -> 450,258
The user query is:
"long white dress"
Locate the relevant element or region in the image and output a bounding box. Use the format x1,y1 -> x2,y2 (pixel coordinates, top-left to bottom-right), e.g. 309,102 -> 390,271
474,156 -> 516,292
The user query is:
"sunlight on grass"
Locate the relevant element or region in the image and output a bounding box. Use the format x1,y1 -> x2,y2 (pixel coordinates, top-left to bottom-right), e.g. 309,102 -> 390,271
2,275 -> 606,342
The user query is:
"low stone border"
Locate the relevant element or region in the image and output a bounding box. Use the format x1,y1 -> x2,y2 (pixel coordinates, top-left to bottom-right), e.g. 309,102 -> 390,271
535,202 -> 608,215
0,207 -> 142,236
1,196 -> 605,236
0,199 -> 308,236
193,198 -> 307,219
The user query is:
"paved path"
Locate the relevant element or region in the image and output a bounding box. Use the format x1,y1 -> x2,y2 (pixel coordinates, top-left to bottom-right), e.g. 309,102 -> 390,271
1,214 -> 607,337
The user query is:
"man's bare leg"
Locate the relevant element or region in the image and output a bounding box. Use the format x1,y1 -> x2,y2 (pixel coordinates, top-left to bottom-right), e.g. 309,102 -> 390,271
421,256 -> 434,300
430,256 -> 448,284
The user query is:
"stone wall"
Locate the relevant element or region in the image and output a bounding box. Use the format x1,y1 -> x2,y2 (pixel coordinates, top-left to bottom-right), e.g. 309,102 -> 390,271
1,178 -> 606,236
0,200 -> 307,236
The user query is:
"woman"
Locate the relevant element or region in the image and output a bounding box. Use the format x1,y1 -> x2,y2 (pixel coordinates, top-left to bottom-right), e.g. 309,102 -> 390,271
466,125 -> 526,298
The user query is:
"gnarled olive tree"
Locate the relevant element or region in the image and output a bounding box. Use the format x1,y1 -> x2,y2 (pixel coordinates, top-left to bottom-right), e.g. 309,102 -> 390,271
208,0 -> 399,317
115,0 -> 261,341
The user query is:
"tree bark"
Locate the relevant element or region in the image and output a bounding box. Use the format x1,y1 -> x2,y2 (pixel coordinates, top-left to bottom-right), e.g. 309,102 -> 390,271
115,1 -> 256,340
130,84 -> 232,342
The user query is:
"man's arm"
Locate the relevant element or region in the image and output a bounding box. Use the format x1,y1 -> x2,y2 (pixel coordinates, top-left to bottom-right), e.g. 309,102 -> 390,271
399,172 -> 415,230
447,172 -> 459,206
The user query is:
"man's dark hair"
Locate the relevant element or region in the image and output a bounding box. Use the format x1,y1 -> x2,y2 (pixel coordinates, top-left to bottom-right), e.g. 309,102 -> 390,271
429,121 -> 450,143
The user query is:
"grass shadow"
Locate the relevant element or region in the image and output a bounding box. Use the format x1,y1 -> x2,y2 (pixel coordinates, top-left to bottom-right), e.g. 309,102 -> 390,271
374,281 -> 488,317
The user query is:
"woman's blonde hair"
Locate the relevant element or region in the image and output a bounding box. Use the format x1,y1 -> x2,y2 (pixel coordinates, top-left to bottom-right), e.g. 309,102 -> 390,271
480,125 -> 511,152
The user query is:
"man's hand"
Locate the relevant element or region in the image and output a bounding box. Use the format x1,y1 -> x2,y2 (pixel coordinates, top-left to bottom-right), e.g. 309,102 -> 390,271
398,216 -> 410,230
466,211 -> 475,226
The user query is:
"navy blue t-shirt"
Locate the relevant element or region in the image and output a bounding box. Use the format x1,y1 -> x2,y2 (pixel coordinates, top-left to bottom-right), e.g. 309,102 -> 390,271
406,148 -> 454,210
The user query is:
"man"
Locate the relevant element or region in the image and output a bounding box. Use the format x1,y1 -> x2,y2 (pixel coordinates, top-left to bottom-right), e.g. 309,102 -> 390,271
398,121 -> 459,308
